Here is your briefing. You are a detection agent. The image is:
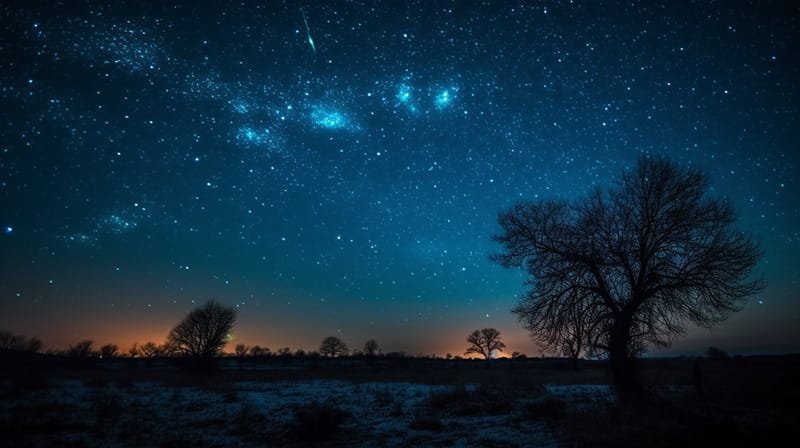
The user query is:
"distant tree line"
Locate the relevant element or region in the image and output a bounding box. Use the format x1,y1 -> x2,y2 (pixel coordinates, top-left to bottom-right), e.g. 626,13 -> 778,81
0,330 -> 42,353
0,303 -> 530,367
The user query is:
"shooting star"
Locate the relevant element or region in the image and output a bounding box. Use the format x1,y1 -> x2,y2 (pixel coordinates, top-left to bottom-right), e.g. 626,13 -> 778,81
300,9 -> 316,53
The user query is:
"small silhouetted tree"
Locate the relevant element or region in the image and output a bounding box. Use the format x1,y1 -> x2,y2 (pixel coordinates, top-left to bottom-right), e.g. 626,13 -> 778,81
140,341 -> 163,358
250,345 -> 270,357
706,346 -> 730,360
234,343 -> 249,368
100,344 -> 119,358
0,331 -> 26,351
363,339 -> 380,356
493,157 -> 764,402
0,332 -> 43,353
167,300 -> 236,361
235,343 -> 250,357
465,328 -> 506,363
68,340 -> 94,358
319,336 -> 348,358
25,337 -> 43,354
0,331 -> 16,350
128,343 -> 140,358
277,347 -> 291,357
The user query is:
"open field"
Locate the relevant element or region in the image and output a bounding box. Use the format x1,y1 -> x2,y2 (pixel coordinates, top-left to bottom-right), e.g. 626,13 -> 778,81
1,353 -> 798,447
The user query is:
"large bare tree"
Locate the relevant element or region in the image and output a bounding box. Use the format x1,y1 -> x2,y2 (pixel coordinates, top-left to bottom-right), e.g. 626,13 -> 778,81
319,336 -> 348,357
167,300 -> 236,360
465,328 -> 506,361
493,157 -> 763,401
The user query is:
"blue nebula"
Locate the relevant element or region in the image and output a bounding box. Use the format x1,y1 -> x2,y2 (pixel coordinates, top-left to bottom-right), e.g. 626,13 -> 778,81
237,126 -> 271,145
396,84 -> 412,104
395,83 -> 419,114
311,107 -> 349,130
102,214 -> 137,234
434,89 -> 454,109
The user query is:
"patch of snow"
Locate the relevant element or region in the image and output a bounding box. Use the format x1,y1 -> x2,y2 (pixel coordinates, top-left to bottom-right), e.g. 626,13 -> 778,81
545,383 -> 615,407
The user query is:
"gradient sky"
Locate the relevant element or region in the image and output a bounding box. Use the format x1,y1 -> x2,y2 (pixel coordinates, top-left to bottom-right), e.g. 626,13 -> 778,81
1,1 -> 798,357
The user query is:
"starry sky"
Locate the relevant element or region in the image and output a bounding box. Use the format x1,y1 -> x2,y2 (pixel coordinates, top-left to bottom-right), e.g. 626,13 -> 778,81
1,1 -> 798,357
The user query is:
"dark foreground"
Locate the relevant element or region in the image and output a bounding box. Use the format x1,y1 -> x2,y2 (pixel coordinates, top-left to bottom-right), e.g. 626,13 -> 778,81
1,353 -> 798,447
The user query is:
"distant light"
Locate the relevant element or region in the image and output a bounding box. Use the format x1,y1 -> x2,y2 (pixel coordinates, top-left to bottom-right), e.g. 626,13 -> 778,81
4,226 -> 12,235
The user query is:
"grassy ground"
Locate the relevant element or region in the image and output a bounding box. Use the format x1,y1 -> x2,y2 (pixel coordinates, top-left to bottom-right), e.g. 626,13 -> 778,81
1,353 -> 797,447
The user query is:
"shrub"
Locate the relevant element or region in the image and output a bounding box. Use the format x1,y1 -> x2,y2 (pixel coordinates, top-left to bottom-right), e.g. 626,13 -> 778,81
221,388 -> 239,403
116,378 -> 135,389
410,412 -> 444,431
232,402 -> 267,435
93,391 -> 124,425
527,397 -> 567,421
11,371 -> 49,391
290,402 -> 350,442
429,384 -> 471,411
372,388 -> 396,407
427,384 -> 514,416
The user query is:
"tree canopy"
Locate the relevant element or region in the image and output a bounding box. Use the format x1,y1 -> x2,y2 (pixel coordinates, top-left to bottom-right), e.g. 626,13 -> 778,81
465,328 -> 506,360
493,157 -> 764,400
167,300 -> 236,360
319,336 -> 349,357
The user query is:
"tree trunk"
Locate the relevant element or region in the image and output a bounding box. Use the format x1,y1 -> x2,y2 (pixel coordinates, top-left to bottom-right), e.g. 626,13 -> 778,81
608,314 -> 642,403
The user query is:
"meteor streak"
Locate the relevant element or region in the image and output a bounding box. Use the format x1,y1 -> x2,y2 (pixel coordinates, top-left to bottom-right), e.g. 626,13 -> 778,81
300,9 -> 316,53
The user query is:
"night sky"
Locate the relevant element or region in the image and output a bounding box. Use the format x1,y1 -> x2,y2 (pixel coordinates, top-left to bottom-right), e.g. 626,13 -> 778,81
1,1 -> 798,357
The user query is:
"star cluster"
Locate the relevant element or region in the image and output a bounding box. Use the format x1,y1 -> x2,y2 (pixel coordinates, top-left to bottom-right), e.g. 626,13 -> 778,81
1,1 -> 798,355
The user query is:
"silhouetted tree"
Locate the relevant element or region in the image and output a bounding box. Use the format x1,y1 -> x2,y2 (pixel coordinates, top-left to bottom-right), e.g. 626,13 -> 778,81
128,343 -> 140,358
0,332 -> 44,353
493,157 -> 764,402
25,337 -> 43,354
234,343 -> 249,368
99,344 -> 119,358
250,345 -> 270,357
167,300 -> 236,361
139,341 -> 164,358
465,328 -> 506,363
363,339 -> 380,356
319,336 -> 348,358
0,331 -> 25,351
535,297 -> 600,369
277,347 -> 291,357
68,340 -> 95,358
234,343 -> 249,357
706,346 -> 730,360
0,331 -> 16,350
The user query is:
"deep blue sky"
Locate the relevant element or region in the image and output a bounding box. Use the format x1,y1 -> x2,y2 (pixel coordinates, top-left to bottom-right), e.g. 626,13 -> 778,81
1,1 -> 798,356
